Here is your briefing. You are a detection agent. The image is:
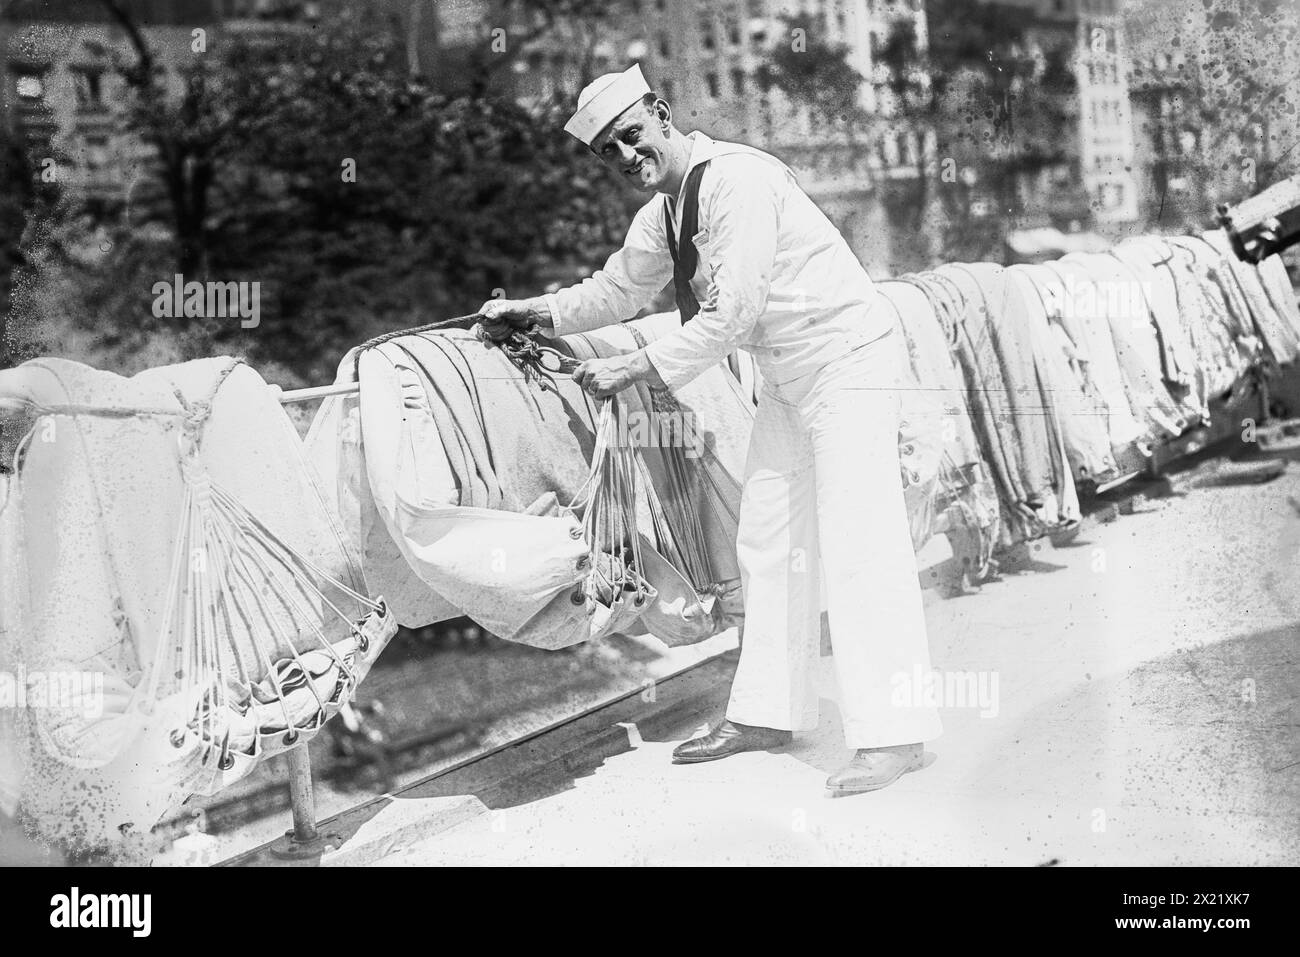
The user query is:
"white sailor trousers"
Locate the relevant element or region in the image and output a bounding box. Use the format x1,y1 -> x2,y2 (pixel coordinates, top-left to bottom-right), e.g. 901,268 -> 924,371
726,330 -> 943,749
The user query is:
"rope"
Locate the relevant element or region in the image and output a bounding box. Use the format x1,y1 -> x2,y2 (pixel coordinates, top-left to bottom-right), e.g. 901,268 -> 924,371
621,322 -> 721,593
566,397 -> 653,609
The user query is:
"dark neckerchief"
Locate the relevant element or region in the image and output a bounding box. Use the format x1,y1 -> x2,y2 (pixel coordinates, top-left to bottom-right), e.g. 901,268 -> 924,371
664,161 -> 710,323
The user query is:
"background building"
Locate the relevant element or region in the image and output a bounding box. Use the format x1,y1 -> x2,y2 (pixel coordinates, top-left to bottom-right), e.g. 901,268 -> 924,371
2,1 -> 212,206
1125,0 -> 1300,232
999,0 -> 1139,235
415,0 -> 927,274
11,0 -> 1288,283
0,1 -> 326,210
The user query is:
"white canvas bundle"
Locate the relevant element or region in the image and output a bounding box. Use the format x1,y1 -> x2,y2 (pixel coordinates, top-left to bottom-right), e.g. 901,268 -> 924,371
0,357 -> 395,852
304,314 -> 756,650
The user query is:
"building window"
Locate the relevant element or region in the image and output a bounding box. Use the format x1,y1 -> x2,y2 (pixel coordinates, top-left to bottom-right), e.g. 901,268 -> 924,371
705,72 -> 719,97
82,135 -> 110,171
15,73 -> 44,99
731,67 -> 746,96
701,15 -> 716,50
73,68 -> 104,110
658,34 -> 671,57
662,78 -> 675,99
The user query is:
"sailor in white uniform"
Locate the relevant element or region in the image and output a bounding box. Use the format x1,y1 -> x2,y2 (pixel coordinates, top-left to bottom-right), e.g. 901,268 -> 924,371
480,65 -> 941,793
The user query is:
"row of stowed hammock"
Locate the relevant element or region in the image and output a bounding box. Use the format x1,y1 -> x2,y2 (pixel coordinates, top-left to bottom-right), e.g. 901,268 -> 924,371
1,231 -> 1291,851
0,315 -> 760,852
875,231 -> 1300,574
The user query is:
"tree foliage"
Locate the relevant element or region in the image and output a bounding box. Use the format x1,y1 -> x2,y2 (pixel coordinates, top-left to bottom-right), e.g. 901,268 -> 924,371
762,13 -> 872,134
6,1 -> 641,385
0,138 -> 35,363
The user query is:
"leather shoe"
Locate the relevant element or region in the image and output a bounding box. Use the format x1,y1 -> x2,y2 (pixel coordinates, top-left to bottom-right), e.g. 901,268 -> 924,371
825,742 -> 924,794
672,719 -> 792,764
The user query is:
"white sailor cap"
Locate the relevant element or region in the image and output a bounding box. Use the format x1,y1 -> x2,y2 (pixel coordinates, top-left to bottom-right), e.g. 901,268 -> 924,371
563,64 -> 652,147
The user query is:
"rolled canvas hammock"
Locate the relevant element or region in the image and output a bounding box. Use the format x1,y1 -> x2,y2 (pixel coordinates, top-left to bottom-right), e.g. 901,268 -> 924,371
1006,264 -> 1122,487
874,280 -> 1001,579
0,357 -> 395,850
900,266 -> 1079,546
304,313 -> 755,651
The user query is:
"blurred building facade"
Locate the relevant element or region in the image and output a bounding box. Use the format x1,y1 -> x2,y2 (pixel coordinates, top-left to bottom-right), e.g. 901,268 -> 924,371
1124,0 -> 1300,233
3,1 -> 204,206
17,0 -> 1260,274
420,0 -> 928,275
999,0 -> 1139,234
1126,42 -> 1203,229
0,0 -> 326,212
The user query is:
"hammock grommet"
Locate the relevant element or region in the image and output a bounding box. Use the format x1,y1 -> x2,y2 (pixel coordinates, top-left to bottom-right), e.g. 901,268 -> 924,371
570,587 -> 586,605
218,753 -> 235,771
283,731 -> 300,747
569,525 -> 584,540
169,729 -> 187,749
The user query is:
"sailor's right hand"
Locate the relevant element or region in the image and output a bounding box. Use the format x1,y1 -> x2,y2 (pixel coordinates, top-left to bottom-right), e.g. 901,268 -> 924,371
477,298 -> 540,342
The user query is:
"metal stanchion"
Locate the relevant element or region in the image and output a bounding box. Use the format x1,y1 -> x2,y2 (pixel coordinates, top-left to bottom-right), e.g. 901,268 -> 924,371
287,745 -> 319,844
270,744 -> 340,860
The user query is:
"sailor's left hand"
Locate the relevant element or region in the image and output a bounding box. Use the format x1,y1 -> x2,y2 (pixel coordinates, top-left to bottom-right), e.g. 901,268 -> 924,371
572,356 -> 636,399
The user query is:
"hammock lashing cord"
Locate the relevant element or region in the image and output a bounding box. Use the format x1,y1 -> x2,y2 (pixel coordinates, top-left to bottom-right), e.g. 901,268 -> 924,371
154,368 -> 392,781
564,396 -> 654,612
0,359 -> 394,787
356,314 -> 577,394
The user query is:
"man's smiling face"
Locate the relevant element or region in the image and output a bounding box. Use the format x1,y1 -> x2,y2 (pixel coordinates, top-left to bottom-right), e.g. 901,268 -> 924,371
591,97 -> 674,193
